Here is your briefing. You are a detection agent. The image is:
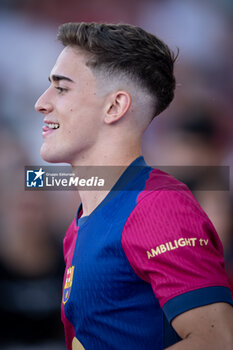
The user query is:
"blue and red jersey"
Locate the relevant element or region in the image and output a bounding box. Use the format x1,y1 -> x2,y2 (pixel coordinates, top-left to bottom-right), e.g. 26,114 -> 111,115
61,156 -> 233,349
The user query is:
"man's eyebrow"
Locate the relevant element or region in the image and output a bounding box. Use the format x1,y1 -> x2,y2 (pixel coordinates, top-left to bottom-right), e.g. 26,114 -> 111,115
48,74 -> 74,83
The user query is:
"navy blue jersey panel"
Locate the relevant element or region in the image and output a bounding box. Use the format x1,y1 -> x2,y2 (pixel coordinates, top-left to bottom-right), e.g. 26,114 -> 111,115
64,158 -> 164,349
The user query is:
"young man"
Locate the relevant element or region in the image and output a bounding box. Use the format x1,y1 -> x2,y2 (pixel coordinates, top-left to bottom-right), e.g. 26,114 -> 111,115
35,22 -> 233,350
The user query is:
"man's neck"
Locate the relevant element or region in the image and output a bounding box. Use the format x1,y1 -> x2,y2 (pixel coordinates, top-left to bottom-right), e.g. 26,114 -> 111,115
73,151 -> 142,218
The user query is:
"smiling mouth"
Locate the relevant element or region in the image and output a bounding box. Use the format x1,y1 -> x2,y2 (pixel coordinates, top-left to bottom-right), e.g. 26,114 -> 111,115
47,123 -> 60,129
42,122 -> 60,137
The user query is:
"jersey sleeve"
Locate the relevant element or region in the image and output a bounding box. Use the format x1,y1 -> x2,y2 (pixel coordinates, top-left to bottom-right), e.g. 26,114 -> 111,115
121,190 -> 233,322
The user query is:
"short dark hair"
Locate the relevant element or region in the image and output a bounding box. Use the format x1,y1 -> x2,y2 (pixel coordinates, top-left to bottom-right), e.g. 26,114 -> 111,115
57,22 -> 177,117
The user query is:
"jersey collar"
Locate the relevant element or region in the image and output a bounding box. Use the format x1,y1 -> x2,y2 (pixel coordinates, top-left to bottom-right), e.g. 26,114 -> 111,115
76,155 -> 148,227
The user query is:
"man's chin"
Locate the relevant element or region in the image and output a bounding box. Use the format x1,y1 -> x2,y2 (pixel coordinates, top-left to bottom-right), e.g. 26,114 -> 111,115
40,147 -> 68,164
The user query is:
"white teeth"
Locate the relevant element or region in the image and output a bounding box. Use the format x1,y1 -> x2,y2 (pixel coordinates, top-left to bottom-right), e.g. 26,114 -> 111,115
48,123 -> 60,129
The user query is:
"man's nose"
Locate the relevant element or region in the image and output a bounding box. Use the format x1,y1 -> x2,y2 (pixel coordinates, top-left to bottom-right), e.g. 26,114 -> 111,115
34,90 -> 53,114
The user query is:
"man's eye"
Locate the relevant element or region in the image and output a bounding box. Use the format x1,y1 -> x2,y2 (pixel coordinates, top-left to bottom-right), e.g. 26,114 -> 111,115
55,87 -> 67,93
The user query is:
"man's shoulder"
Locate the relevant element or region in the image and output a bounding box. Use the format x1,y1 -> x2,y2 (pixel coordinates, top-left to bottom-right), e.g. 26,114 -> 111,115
127,167 -> 211,233
137,167 -> 191,204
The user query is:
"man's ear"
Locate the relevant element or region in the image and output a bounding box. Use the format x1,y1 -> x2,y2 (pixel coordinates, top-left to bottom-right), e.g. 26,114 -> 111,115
104,91 -> 131,124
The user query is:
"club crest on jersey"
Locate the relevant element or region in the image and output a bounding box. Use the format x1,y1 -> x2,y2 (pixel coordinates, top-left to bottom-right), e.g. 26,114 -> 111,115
63,266 -> 75,304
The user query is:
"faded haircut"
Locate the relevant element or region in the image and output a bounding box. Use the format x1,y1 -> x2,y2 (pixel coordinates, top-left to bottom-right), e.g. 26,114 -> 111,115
57,22 -> 177,118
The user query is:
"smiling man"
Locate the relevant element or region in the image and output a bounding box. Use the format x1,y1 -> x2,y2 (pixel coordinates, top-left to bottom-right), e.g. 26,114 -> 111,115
35,22 -> 233,350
